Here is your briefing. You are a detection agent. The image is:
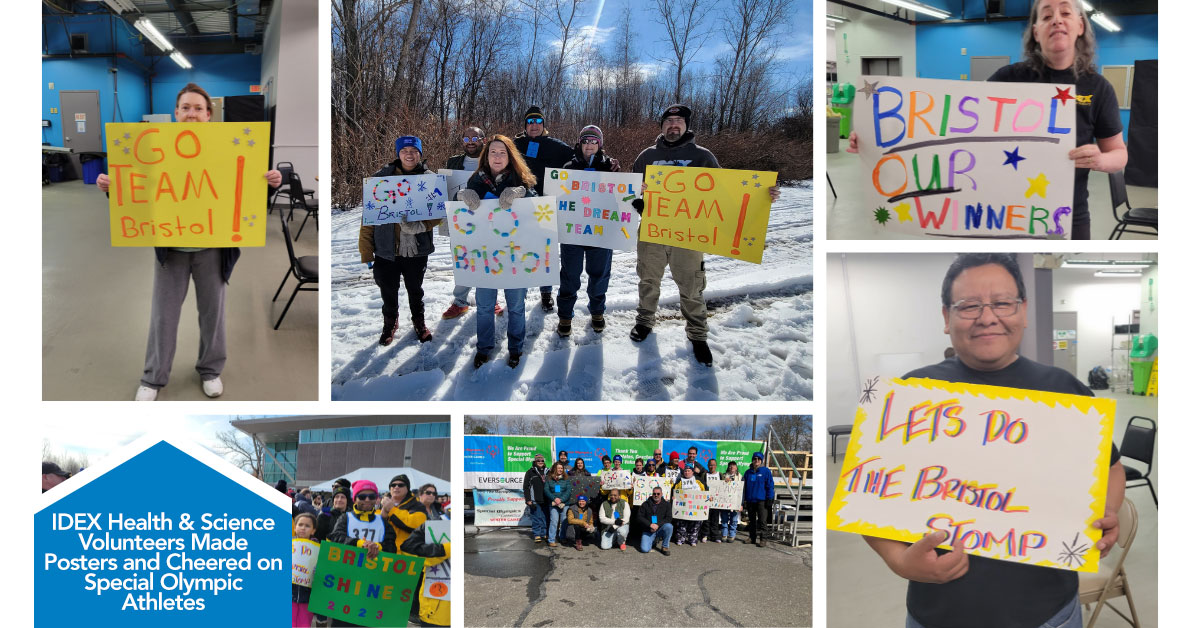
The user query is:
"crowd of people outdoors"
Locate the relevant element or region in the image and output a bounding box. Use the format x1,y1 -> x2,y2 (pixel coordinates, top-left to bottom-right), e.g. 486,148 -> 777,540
360,103 -> 782,368
520,447 -> 776,555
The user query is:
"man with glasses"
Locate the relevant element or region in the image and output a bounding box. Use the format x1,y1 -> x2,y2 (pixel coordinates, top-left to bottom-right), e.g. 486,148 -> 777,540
382,473 -> 425,545
513,106 -> 575,312
522,453 -> 550,542
864,253 -> 1124,628
328,479 -> 396,561
441,126 -> 502,319
637,485 -> 674,555
649,449 -> 666,475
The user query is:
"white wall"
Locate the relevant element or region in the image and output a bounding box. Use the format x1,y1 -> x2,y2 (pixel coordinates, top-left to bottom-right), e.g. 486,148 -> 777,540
826,3 -> 917,90
261,0 -> 318,193
1140,265 -> 1159,337
1051,270 -> 1142,381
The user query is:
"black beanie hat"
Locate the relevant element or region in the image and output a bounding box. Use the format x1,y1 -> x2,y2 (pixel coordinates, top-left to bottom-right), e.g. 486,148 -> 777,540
524,106 -> 544,121
660,103 -> 692,129
390,474 -> 411,489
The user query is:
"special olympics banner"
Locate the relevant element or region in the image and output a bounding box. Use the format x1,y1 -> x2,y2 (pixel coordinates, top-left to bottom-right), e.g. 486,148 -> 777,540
640,166 -> 777,263
717,440 -> 766,471
446,197 -> 560,288
546,168 -> 641,250
292,538 -> 319,587
600,469 -> 632,490
554,437 -> 614,472
473,489 -> 530,526
308,542 -> 423,627
361,174 -> 447,224
826,377 -> 1114,572
105,122 -> 270,247
632,476 -> 671,504
662,439 -> 717,467
853,75 -> 1077,238
464,435 -> 552,490
672,489 -> 713,521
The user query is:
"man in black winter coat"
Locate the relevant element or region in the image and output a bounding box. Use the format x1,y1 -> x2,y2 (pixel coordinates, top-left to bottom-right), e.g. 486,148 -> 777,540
637,485 -> 674,555
522,454 -> 550,542
513,106 -> 574,313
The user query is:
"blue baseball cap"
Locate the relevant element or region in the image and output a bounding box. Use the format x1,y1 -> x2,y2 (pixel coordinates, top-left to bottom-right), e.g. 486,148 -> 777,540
395,136 -> 423,155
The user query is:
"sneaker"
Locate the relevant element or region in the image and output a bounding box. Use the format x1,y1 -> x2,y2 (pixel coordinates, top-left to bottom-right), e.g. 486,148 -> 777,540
591,313 -> 606,333
691,339 -> 713,366
202,377 -> 223,398
507,351 -> 522,368
690,540 -> 697,547
548,541 -> 557,547
441,303 -> 469,319
556,318 -> 571,338
473,352 -> 489,369
699,537 -> 707,543
494,303 -> 504,315
541,292 -> 555,312
677,540 -> 685,546
134,385 -> 158,401
629,324 -> 652,342
619,543 -> 626,551
714,538 -> 722,543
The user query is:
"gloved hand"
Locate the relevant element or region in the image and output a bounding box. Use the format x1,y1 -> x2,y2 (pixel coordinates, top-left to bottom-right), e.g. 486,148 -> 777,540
498,186 -> 526,209
458,188 -> 481,211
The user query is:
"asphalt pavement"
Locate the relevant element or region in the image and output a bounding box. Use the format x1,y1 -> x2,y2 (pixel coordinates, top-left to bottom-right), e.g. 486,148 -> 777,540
465,525 -> 812,627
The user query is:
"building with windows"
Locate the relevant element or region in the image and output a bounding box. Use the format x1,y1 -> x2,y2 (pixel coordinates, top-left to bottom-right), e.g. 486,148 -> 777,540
230,415 -> 450,486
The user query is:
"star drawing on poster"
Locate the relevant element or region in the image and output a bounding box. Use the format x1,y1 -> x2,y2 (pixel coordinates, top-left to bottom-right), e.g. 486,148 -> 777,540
873,207 -> 890,225
534,204 -> 554,222
232,137 -> 240,145
1002,147 -> 1026,170
581,196 -> 591,205
859,79 -> 880,96
243,127 -> 252,135
895,202 -> 913,223
1054,87 -> 1073,106
417,181 -> 427,192
1025,173 -> 1049,199
248,139 -> 255,147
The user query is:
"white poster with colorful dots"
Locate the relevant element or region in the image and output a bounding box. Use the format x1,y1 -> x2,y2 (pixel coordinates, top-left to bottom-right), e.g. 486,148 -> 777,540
444,196 -> 560,289
852,75 -> 1076,239
361,174 -> 447,225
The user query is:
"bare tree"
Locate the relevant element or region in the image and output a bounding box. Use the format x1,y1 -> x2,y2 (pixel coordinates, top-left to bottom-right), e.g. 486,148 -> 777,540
714,0 -> 792,131
506,415 -> 532,434
653,415 -> 674,438
466,415 -> 500,434
42,439 -> 90,476
653,0 -> 711,103
766,415 -> 813,452
623,415 -> 654,438
214,428 -> 266,479
531,416 -> 555,435
556,415 -> 582,435
595,416 -> 623,437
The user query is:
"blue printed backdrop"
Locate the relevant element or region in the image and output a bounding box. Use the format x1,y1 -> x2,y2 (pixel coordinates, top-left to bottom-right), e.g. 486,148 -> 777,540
35,442 -> 290,627
464,436 -> 504,473
662,439 -> 717,467
553,437 -> 613,473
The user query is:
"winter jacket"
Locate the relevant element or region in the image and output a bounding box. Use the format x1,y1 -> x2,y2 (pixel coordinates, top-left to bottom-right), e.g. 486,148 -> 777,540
566,504 -> 594,528
598,499 -> 630,527
544,475 -> 571,505
314,508 -> 344,543
466,169 -> 535,201
400,516 -> 450,626
385,492 -> 427,546
292,494 -> 317,518
743,465 -> 775,503
523,465 -> 547,504
358,160 -> 440,262
513,132 -> 575,194
445,153 -> 479,172
561,146 -> 619,172
567,467 -> 591,477
637,497 -> 672,528
328,506 -> 397,553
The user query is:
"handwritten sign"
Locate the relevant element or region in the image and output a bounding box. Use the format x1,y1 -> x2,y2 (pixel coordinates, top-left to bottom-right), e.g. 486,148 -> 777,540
423,561 -> 451,602
438,169 -> 473,201
106,122 -> 270,247
362,174 -> 447,224
600,469 -> 633,490
632,476 -> 671,503
853,75 -> 1077,238
566,476 -> 603,502
445,197 -> 560,288
307,541 -> 424,627
424,520 -> 450,545
672,489 -> 713,521
641,166 -> 777,263
710,479 -> 744,511
292,538 -> 319,587
546,168 -> 641,251
826,377 -> 1114,572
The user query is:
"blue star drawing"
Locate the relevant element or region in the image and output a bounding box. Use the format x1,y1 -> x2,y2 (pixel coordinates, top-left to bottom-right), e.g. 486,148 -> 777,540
741,180 -> 748,186
232,137 -> 240,145
123,132 -> 131,139
751,173 -> 759,180
417,181 -> 428,192
243,127 -> 251,135
656,170 -> 664,178
113,139 -> 121,146
405,198 -> 414,208
754,182 -> 762,188
122,147 -> 130,154
248,139 -> 255,147
365,201 -> 375,211
1002,147 -> 1026,170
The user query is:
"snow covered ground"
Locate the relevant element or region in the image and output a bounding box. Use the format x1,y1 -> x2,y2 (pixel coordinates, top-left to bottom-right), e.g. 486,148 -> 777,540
331,181 -> 813,400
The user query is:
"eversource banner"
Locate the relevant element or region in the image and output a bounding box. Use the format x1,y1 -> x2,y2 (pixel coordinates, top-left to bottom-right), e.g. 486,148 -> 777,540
470,435 -> 764,526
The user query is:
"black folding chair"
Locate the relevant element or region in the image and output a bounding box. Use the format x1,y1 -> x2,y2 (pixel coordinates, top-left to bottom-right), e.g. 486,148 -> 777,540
270,161 -> 314,215
1119,416 -> 1157,508
272,202 -> 319,330
289,172 -> 318,241
1107,170 -> 1157,239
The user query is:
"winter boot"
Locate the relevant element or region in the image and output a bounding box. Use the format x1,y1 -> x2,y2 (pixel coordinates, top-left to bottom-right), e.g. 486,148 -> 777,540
574,539 -> 583,551
413,316 -> 433,343
556,318 -> 572,338
541,292 -> 555,312
591,313 -> 606,333
507,351 -> 522,368
379,315 -> 399,346
473,352 -> 489,369
629,324 -> 652,342
691,340 -> 713,366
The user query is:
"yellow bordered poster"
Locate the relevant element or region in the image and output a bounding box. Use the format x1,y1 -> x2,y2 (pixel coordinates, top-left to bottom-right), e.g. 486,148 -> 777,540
827,377 -> 1114,572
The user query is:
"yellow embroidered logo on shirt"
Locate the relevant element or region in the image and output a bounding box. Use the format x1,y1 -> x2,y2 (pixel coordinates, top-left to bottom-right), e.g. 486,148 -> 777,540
1075,94 -> 1093,105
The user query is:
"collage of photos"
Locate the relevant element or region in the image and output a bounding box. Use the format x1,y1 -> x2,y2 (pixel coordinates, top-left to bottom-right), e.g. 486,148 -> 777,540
29,0 -> 1169,627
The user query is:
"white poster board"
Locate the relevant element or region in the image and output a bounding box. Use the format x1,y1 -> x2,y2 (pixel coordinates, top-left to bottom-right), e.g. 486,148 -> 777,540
710,479 -> 744,511
438,169 -> 473,201
672,489 -> 713,521
600,469 -> 633,490
423,561 -> 451,602
853,75 -> 1076,238
291,538 -> 319,587
632,476 -> 671,504
362,174 -> 448,224
424,520 -> 451,545
827,377 -> 1115,572
545,168 -> 641,251
445,196 -> 560,288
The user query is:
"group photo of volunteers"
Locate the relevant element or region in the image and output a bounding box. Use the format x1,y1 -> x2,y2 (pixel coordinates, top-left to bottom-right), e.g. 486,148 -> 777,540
41,0 -> 319,401
463,415 -> 813,627
330,0 -> 815,401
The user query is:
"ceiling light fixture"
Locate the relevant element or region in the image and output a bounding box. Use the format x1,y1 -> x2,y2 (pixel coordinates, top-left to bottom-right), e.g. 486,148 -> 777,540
134,17 -> 174,53
879,0 -> 951,19
170,50 -> 193,69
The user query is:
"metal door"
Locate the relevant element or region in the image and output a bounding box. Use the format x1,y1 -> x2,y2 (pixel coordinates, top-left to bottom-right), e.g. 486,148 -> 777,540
1052,311 -> 1078,376
59,90 -> 102,179
970,56 -> 1010,81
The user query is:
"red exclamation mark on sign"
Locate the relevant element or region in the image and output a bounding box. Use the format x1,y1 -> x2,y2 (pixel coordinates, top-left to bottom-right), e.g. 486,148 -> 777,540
730,193 -> 750,255
231,155 -> 245,242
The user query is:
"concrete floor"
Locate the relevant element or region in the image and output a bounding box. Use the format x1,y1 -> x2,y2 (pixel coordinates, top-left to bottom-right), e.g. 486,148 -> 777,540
826,139 -> 1158,240
42,181 -> 319,400
826,390 -> 1159,627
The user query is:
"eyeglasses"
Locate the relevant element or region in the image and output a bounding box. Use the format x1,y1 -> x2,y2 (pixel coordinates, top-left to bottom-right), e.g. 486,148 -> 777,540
950,298 -> 1024,319
526,117 -> 544,124
355,493 -> 378,500
422,490 -> 437,496
652,492 -> 662,496
462,136 -> 484,143
390,482 -> 407,488
580,138 -> 599,145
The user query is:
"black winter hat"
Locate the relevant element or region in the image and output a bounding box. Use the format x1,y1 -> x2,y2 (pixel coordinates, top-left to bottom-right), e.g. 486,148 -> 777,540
524,106 -> 544,121
660,104 -> 692,128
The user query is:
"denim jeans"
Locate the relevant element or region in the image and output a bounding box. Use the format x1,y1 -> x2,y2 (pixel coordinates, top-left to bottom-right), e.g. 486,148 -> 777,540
547,504 -> 567,542
557,244 -> 612,318
474,288 -> 527,354
638,523 -> 674,552
720,510 -> 740,537
451,284 -> 471,308
905,596 -> 1081,628
525,502 -> 547,538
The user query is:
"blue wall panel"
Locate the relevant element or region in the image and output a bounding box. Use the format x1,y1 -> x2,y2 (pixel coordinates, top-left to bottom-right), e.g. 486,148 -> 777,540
151,54 -> 263,116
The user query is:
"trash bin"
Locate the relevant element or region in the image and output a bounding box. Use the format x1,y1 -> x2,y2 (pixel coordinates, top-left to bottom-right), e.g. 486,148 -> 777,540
1130,334 -> 1158,395
80,152 -> 106,185
830,82 -> 855,139
826,109 -> 841,154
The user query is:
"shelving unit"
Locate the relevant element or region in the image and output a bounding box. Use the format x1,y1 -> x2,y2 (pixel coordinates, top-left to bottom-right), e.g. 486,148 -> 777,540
1110,312 -> 1139,393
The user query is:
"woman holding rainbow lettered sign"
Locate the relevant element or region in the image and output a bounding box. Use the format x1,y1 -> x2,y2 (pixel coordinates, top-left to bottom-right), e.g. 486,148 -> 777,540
851,0 -> 1126,240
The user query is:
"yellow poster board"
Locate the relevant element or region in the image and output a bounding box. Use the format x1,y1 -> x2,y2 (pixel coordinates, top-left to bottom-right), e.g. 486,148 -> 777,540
827,377 -> 1114,572
640,166 -> 777,263
105,122 -> 271,247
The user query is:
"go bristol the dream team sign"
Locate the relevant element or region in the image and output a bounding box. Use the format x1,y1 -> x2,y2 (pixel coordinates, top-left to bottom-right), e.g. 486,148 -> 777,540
853,76 -> 1076,238
105,122 -> 271,247
445,197 -> 560,289
826,378 -> 1115,572
545,168 -> 642,251
641,166 -> 777,263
